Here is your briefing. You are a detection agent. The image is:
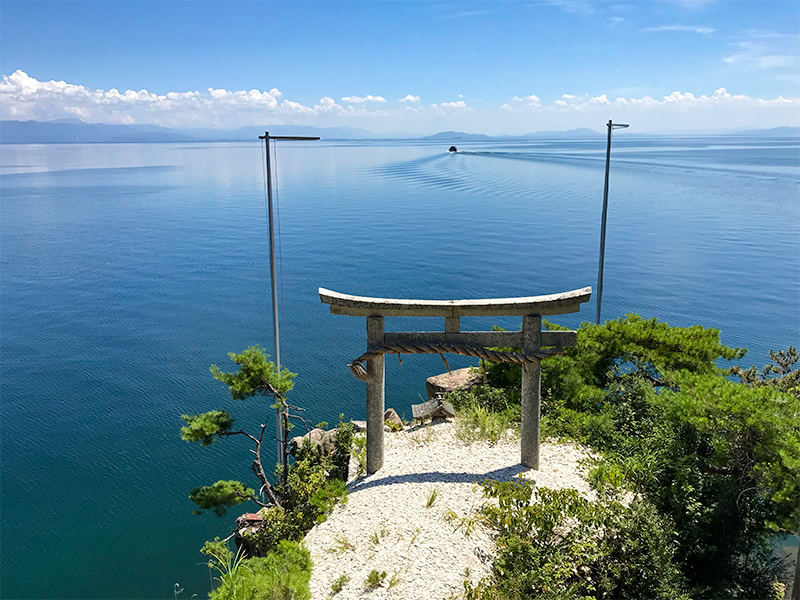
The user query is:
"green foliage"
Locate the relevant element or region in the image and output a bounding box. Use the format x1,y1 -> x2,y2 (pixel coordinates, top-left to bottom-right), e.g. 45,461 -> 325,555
204,539 -> 312,600
471,481 -> 688,600
330,574 -> 349,594
384,419 -> 403,432
365,569 -> 387,590
448,385 -> 520,444
246,452 -> 350,554
329,417 -> 355,481
351,431 -> 367,475
448,383 -> 519,413
309,479 -> 348,523
210,345 -> 296,400
426,487 -> 439,508
476,316 -> 799,598
180,410 -> 234,446
189,481 -> 254,517
731,345 -> 800,398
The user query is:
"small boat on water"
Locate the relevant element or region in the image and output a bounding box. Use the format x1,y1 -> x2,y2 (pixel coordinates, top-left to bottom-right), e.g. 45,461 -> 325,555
448,146 -> 457,153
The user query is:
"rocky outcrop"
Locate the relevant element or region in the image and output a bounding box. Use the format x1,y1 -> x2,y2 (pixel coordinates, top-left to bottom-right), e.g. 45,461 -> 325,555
383,408 -> 403,430
425,367 -> 483,400
289,427 -> 339,457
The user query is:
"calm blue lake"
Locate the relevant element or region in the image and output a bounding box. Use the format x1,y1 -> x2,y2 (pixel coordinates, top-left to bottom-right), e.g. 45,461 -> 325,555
1,136 -> 798,599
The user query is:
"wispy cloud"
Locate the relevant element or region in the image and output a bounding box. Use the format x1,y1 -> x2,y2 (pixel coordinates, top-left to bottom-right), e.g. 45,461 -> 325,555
443,8 -> 493,19
543,0 -> 595,16
641,24 -> 715,34
723,41 -> 798,71
341,95 -> 386,104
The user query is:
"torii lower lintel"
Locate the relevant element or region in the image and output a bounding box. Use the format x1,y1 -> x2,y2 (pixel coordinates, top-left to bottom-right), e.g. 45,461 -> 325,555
319,287 -> 592,474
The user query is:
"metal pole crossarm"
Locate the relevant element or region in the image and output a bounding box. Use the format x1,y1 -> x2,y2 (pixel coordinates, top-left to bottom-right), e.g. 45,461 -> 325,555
259,134 -> 320,141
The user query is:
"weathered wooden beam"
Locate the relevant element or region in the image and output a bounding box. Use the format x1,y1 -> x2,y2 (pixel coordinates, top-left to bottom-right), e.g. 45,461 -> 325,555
382,330 -> 576,349
319,287 -> 591,318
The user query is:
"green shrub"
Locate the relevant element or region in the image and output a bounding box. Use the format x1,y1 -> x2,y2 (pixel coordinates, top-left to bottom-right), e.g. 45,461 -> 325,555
447,385 -> 520,444
473,481 -> 688,600
245,455 -> 349,554
205,539 -> 312,600
474,317 -> 800,598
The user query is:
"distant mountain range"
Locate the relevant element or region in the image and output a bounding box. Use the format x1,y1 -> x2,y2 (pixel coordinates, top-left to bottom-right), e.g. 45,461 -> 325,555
1,119 -> 797,144
421,128 -> 603,141
0,119 -> 379,144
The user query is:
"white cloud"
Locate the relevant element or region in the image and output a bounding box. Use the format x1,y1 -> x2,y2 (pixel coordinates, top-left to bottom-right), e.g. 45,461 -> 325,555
0,70 -> 397,128
2,70 -> 798,135
641,24 -> 715,34
341,95 -> 386,104
511,94 -> 542,108
505,88 -> 799,116
723,42 -> 797,70
430,100 -> 469,111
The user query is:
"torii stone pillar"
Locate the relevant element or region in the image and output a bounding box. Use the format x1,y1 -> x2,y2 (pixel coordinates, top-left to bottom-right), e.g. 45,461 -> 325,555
320,287 -> 591,474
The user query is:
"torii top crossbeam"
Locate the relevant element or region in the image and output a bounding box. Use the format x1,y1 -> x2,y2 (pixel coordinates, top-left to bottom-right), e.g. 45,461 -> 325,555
319,287 -> 591,317
320,286 -> 592,474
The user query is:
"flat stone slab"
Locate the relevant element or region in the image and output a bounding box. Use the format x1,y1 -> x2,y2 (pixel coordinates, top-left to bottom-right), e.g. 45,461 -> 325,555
426,367 -> 483,400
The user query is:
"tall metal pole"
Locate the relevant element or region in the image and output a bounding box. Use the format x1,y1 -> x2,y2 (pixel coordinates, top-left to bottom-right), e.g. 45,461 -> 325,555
259,131 -> 319,465
264,132 -> 281,370
262,131 -> 283,464
596,120 -> 628,325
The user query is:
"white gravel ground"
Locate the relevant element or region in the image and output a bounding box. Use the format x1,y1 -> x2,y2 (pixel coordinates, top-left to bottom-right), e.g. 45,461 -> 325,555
304,418 -> 594,600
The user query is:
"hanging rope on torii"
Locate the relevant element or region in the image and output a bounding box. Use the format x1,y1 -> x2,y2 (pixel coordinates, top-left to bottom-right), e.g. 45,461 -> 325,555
348,342 -> 563,382
319,286 -> 592,474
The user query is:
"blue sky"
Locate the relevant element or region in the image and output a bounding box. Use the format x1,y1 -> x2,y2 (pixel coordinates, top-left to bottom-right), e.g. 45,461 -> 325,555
1,0 -> 798,134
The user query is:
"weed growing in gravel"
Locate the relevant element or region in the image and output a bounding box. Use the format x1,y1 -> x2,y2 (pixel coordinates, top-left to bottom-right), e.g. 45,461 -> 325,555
409,425 -> 439,446
330,574 -> 349,594
365,570 -> 386,590
426,487 -> 439,507
443,506 -> 484,537
325,535 -> 354,554
387,571 -> 402,589
409,526 -> 421,545
369,527 -> 389,545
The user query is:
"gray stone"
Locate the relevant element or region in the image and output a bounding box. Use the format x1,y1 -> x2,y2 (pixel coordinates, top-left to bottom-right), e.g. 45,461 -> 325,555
352,419 -> 389,433
288,427 -> 336,457
383,408 -> 403,429
426,367 -> 484,400
319,428 -> 339,455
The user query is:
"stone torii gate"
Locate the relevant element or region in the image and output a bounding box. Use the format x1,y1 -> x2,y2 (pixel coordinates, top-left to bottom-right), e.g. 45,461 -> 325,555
319,287 -> 592,474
